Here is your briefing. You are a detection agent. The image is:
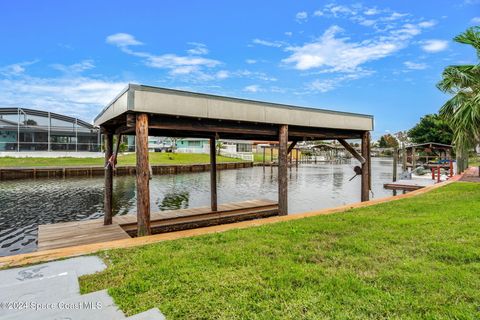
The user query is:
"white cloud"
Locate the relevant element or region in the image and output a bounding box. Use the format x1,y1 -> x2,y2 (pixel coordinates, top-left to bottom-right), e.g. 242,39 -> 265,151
285,31 -> 293,36
106,33 -> 222,78
471,17 -> 480,24
0,61 -> 37,76
233,70 -> 277,82
418,20 -> 437,28
145,54 -> 220,70
106,33 -> 143,47
331,5 -> 355,16
283,25 -> 401,72
313,10 -> 324,17
252,38 -> 283,47
243,85 -> 262,93
0,74 -> 126,120
309,79 -> 338,92
51,60 -> 95,74
309,71 -> 373,92
296,11 -> 308,22
364,8 -> 380,16
421,39 -> 448,53
215,70 -> 229,79
187,42 -> 209,55
246,59 -> 257,64
404,61 -> 427,70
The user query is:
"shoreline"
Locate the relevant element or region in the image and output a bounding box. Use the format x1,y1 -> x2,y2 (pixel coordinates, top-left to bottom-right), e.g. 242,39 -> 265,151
0,162 -> 253,181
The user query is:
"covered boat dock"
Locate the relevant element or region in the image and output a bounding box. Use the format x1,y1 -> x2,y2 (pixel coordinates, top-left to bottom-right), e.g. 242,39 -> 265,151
38,84 -> 374,249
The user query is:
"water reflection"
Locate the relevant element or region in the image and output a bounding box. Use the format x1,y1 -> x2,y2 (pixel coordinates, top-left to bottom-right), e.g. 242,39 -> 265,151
0,158 -> 400,256
157,191 -> 190,211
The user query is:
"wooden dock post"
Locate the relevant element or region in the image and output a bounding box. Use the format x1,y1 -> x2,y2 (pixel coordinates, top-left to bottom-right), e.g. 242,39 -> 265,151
393,147 -> 398,182
278,124 -> 288,215
210,137 -> 218,211
295,148 -> 299,168
270,146 -> 273,163
262,146 -> 265,167
412,146 -> 416,169
402,144 -> 407,171
361,131 -> 370,202
136,113 -> 151,236
104,131 -> 113,225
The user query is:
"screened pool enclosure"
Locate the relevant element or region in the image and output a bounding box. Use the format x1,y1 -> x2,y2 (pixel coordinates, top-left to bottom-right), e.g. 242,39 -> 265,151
0,108 -> 100,152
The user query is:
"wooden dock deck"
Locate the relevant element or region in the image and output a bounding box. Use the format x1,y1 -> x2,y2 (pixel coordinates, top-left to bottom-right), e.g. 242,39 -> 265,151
38,199 -> 278,251
384,179 -> 436,191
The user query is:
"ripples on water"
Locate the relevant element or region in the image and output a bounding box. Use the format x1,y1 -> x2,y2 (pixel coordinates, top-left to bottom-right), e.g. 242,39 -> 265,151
0,158 -> 399,256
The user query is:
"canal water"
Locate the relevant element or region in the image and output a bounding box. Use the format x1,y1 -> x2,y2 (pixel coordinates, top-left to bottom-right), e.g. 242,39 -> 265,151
0,158 -> 400,256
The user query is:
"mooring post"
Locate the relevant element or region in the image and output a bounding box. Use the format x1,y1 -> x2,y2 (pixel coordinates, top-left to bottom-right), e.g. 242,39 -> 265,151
136,113 -> 151,236
412,146 -> 416,169
393,147 -> 398,182
295,149 -> 299,168
262,146 -> 265,167
210,137 -> 218,211
361,131 -> 370,202
270,146 -> 273,164
104,130 -> 113,225
402,144 -> 407,171
278,124 -> 288,215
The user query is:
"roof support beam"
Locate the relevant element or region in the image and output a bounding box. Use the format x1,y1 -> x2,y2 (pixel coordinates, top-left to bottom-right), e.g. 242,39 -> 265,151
287,140 -> 297,155
103,131 -> 113,225
210,137 -> 218,212
337,139 -> 365,164
278,124 -> 288,216
136,113 -> 151,236
361,131 -> 371,202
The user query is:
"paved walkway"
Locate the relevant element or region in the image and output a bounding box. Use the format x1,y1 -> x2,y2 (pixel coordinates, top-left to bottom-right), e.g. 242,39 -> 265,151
0,256 -> 165,319
460,166 -> 480,183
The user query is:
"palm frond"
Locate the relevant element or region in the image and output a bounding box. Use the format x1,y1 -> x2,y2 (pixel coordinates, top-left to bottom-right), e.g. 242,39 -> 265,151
454,26 -> 480,59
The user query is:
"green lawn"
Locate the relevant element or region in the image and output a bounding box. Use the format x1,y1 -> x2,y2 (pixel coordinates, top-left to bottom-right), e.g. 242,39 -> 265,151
470,156 -> 480,167
80,182 -> 480,319
0,153 -> 242,167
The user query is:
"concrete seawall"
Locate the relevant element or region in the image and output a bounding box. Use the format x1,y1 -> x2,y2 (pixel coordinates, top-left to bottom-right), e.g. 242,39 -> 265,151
0,162 -> 253,181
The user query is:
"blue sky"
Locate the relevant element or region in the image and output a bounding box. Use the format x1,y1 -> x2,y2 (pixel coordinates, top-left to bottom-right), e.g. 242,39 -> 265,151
0,0 -> 478,139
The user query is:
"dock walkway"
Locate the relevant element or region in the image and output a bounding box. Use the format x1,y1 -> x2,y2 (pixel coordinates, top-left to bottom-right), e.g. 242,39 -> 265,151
38,199 -> 278,251
383,179 -> 436,191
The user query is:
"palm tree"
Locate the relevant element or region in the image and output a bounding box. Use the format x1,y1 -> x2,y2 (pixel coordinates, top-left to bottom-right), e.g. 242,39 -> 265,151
437,26 -> 480,172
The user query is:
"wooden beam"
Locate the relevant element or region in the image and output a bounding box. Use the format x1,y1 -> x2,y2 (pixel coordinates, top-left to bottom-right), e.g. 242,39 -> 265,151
412,146 -> 416,168
149,117 -> 277,137
148,116 -> 363,141
295,148 -> 299,168
337,139 -> 366,164
210,137 -> 218,211
113,134 -> 122,166
104,131 -> 113,225
278,124 -> 288,215
136,113 -> 151,236
393,147 -> 398,182
361,131 -> 370,202
287,140 -> 297,154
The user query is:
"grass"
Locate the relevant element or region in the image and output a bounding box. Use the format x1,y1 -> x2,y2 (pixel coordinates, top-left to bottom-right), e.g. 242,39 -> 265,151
80,182 -> 480,319
0,153 -> 242,167
469,156 -> 480,167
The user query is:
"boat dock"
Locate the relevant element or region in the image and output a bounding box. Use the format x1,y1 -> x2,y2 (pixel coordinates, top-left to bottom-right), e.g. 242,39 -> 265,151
38,199 -> 278,251
384,179 -> 436,191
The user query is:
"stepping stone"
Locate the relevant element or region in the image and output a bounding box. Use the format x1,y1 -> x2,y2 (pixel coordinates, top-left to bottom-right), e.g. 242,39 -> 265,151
0,256 -> 106,288
1,289 -> 126,320
0,271 -> 79,317
126,308 -> 166,320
